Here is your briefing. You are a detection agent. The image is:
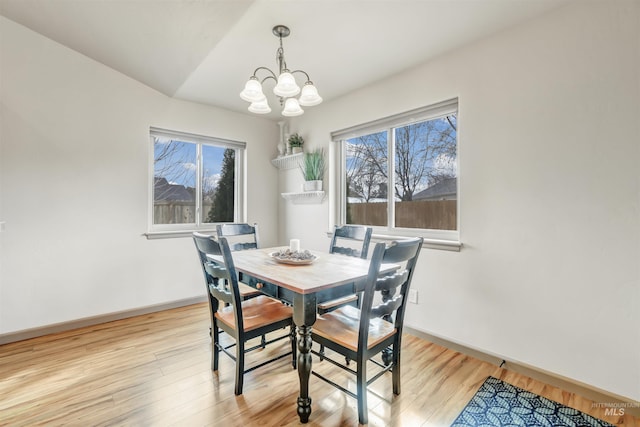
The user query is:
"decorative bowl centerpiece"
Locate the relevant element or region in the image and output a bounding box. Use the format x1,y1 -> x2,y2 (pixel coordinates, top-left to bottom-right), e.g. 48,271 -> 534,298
270,248 -> 317,265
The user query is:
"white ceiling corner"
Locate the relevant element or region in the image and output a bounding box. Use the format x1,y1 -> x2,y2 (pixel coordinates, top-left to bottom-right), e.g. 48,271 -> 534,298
0,0 -> 571,120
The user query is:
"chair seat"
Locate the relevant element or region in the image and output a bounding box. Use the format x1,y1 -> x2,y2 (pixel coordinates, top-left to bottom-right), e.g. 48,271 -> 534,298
317,294 -> 358,312
216,295 -> 293,332
238,282 -> 262,298
313,305 -> 396,352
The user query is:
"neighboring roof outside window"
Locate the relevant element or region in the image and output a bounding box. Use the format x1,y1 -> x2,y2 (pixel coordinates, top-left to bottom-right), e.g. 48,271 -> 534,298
154,177 -> 194,202
413,178 -> 457,201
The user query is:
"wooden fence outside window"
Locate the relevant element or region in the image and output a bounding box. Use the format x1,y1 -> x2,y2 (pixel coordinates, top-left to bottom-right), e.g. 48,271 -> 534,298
347,200 -> 456,230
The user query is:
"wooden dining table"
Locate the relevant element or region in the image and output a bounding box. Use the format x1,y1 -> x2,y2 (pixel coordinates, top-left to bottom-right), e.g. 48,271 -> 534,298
219,246 -> 398,424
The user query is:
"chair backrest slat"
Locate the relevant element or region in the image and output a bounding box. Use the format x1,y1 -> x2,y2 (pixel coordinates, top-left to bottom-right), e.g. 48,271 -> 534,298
381,242 -> 421,264
374,270 -> 409,293
330,246 -> 360,257
216,223 -> 259,251
370,295 -> 403,318
231,241 -> 258,251
209,281 -> 233,305
204,263 -> 230,281
329,225 -> 372,259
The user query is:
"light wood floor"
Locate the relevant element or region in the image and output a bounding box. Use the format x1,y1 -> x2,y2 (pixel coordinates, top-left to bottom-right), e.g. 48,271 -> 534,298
0,303 -> 637,426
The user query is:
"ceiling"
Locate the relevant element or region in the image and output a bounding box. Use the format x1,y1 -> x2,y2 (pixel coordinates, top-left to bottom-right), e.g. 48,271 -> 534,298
0,0 -> 570,120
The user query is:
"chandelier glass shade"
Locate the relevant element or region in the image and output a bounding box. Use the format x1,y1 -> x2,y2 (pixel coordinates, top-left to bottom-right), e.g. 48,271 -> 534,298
282,98 -> 304,117
240,25 -> 322,116
247,97 -> 271,114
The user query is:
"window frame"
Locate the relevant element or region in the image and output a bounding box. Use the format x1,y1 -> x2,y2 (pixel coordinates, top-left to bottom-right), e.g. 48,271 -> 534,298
146,127 -> 246,238
331,99 -> 460,249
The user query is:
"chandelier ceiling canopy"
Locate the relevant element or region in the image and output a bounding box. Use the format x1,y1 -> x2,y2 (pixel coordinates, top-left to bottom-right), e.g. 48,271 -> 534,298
240,25 -> 322,117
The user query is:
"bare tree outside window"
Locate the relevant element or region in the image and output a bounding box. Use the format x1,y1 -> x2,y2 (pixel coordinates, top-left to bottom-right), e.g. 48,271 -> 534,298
153,138 -> 197,224
154,139 -> 195,188
346,131 -> 388,200
152,135 -> 236,226
345,131 -> 388,226
344,113 -> 457,230
394,115 -> 457,201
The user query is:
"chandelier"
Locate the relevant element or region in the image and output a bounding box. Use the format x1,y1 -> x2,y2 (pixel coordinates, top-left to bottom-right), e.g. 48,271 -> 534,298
240,25 -> 322,117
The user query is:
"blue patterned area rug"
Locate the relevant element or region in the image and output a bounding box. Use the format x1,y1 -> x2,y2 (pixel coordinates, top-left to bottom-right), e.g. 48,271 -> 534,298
451,376 -> 614,427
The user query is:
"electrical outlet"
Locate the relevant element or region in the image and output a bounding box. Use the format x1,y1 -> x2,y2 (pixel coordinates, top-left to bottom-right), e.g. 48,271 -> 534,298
408,289 -> 418,304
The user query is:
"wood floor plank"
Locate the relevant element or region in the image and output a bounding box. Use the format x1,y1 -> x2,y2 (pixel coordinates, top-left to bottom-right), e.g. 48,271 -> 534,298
0,302 -> 637,426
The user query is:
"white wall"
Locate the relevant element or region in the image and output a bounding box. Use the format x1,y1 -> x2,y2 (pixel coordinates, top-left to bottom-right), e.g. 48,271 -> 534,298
286,1 -> 639,401
0,17 -> 279,334
1,0 -> 638,403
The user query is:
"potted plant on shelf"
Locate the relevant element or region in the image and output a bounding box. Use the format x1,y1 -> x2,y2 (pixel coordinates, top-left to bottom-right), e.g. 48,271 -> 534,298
288,133 -> 304,154
300,148 -> 325,192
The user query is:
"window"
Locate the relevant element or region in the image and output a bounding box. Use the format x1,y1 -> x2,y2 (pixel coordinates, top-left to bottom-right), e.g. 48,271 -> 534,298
333,99 -> 458,242
149,127 -> 245,235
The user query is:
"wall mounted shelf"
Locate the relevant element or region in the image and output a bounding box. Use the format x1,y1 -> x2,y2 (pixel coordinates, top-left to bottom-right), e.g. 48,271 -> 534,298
281,191 -> 325,204
271,152 -> 304,170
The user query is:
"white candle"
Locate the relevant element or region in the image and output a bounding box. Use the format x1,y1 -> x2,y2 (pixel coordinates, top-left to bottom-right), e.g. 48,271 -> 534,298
290,239 -> 300,252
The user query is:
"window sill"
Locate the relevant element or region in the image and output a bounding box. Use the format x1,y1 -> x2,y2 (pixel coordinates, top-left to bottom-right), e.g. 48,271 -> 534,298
144,229 -> 216,240
324,230 -> 462,252
372,233 -> 461,252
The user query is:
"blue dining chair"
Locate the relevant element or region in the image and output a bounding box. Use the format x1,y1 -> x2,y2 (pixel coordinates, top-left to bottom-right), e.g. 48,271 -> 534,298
317,225 -> 373,314
192,232 -> 296,395
216,223 -> 262,299
311,237 -> 423,425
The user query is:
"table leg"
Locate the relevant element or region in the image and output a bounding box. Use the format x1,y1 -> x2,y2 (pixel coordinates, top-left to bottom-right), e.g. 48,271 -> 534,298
293,293 -> 317,423
296,325 -> 312,423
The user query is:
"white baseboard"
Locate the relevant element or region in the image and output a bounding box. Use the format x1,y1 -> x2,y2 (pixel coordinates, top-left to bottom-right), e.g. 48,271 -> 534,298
0,296 -> 207,345
404,325 -> 640,417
